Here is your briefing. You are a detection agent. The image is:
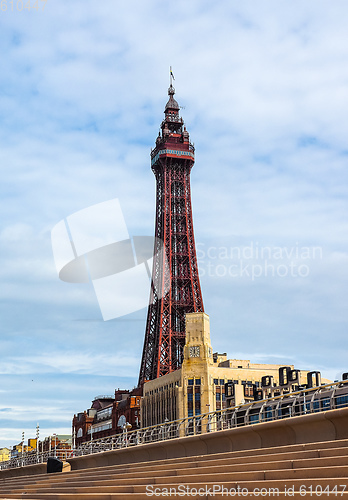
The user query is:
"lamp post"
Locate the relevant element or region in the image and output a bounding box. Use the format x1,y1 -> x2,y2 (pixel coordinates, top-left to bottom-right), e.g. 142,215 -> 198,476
21,431 -> 25,466
123,422 -> 132,447
72,429 -> 76,457
90,425 -> 93,454
206,404 -> 211,433
53,433 -> 57,458
36,423 -> 39,463
164,417 -> 169,440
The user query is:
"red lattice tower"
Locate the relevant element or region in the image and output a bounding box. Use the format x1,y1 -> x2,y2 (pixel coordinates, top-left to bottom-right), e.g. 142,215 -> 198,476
138,82 -> 204,384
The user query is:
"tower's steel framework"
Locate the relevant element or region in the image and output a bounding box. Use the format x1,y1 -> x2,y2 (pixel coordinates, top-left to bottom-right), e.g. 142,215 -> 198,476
138,83 -> 204,385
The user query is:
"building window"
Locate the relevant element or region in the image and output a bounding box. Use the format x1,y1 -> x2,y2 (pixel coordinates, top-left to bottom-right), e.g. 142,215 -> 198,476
195,379 -> 201,385
187,385 -> 193,416
188,383 -> 201,417
195,386 -> 201,415
213,379 -> 219,385
220,379 -> 224,385
244,386 -> 254,397
188,379 -> 194,386
195,392 -> 200,405
216,386 -> 221,410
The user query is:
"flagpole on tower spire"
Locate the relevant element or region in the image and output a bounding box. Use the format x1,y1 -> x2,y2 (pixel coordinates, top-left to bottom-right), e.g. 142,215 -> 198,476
170,66 -> 175,86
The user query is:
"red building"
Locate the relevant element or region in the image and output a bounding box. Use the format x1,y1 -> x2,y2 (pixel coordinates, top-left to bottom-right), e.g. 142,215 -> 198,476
72,388 -> 142,445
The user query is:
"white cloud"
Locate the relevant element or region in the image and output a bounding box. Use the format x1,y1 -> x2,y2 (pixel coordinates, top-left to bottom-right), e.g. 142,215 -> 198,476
0,352 -> 139,377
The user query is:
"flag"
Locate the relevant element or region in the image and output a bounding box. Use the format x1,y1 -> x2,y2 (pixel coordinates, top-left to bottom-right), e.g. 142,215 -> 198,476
170,68 -> 175,80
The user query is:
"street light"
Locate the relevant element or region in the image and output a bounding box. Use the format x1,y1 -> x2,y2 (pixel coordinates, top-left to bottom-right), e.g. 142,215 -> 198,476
206,404 -> 211,433
53,433 -> 57,458
164,417 -> 169,439
123,422 -> 132,447
36,423 -> 39,463
72,429 -> 76,457
21,431 -> 25,465
90,426 -> 93,454
303,392 -> 307,414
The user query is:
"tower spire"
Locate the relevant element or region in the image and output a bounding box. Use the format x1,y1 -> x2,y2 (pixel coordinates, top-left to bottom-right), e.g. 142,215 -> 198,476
138,83 -> 204,385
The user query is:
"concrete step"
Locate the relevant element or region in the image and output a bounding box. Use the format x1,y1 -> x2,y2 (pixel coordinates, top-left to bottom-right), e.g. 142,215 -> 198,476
55,450 -> 320,477
71,436 -> 348,461
2,439 -> 348,487
20,459 -> 294,486
3,445 -> 348,489
4,480 -> 347,495
2,473 -> 348,498
1,438 -> 348,499
3,463 -> 348,495
2,492 -> 348,500
66,437 -> 348,472
8,453 -> 347,492
133,478 -> 348,493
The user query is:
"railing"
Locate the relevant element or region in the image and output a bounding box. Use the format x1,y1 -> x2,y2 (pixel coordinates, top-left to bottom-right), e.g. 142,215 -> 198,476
166,115 -> 183,123
0,449 -> 72,470
150,141 -> 195,160
1,380 -> 347,470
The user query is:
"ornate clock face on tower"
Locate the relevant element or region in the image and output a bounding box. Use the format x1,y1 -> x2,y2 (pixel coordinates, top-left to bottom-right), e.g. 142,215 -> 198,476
189,346 -> 200,358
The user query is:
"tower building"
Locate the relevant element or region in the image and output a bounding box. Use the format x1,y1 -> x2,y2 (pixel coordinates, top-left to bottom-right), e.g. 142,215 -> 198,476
72,80 -> 331,444
138,81 -> 204,384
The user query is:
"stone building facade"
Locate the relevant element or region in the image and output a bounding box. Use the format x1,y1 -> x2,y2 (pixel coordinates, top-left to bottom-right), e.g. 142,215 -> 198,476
141,312 -> 327,427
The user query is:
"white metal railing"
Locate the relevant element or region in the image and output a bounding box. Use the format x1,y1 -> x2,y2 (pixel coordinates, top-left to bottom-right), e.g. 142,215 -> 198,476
1,380 -> 347,470
0,449 -> 72,470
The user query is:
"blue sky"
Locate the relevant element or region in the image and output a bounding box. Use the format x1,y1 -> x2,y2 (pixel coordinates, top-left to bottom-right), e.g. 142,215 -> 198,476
1,0 -> 348,449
